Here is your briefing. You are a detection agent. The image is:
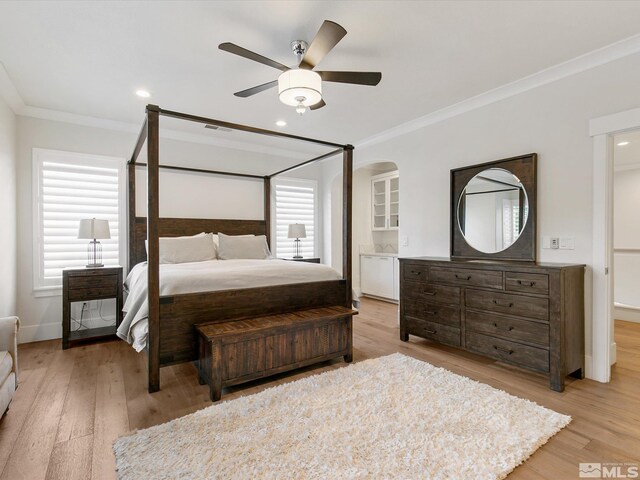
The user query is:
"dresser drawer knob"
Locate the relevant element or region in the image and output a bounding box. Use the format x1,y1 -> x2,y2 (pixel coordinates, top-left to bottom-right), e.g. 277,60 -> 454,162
455,274 -> 471,280
422,290 -> 436,296
493,345 -> 514,355
493,300 -> 514,308
517,280 -> 536,287
493,322 -> 514,331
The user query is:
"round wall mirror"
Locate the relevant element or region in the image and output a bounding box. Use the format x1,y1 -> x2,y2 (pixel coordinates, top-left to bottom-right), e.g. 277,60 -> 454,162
456,168 -> 529,254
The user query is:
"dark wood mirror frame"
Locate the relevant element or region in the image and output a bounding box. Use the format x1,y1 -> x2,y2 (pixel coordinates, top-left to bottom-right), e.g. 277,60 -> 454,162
450,153 -> 537,262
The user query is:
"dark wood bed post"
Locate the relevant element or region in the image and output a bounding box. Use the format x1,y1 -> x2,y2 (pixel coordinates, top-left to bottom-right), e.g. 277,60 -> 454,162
146,105 -> 161,393
264,177 -> 271,248
343,146 -> 354,308
127,162 -> 136,272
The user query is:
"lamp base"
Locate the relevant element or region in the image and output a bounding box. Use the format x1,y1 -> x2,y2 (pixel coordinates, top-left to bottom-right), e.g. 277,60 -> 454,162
292,256 -> 303,259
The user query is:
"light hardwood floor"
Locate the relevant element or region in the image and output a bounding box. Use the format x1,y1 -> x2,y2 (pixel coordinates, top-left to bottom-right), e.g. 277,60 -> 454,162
1,298 -> 639,479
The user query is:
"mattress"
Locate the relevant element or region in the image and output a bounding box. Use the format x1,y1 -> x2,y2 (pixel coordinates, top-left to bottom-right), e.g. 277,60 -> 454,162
117,259 -> 343,352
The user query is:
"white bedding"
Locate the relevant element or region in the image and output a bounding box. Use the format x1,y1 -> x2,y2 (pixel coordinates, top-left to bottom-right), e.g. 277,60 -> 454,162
117,259 -> 343,352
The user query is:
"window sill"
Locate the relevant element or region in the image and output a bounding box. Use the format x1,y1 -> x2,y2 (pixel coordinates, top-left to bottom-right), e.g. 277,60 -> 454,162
33,287 -> 62,298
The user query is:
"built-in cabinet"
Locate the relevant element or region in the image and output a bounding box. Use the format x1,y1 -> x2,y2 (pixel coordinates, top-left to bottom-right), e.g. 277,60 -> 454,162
372,171 -> 399,231
360,254 -> 399,301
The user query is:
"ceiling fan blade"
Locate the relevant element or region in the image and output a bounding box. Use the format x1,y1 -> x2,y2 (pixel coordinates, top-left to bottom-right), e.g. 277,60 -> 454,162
234,80 -> 278,98
318,71 -> 382,86
219,42 -> 290,72
299,20 -> 347,70
310,99 -> 326,110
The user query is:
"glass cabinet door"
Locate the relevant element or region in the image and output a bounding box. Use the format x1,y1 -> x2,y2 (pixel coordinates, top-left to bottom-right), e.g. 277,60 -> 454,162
372,178 -> 387,229
389,175 -> 399,229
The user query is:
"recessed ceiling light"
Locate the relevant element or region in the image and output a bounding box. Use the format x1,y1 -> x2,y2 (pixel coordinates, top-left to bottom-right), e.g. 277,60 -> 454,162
275,120 -> 287,127
136,90 -> 151,98
617,141 -> 630,146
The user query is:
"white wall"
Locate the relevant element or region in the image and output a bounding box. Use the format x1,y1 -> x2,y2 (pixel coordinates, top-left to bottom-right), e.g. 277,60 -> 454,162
0,96 -> 17,317
324,52 -> 640,379
16,116 -> 324,342
613,166 -> 640,322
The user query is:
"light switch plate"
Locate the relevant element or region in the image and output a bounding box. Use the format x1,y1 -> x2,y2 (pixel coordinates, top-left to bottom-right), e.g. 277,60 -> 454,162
550,237 -> 559,249
559,237 -> 575,250
401,235 -> 409,247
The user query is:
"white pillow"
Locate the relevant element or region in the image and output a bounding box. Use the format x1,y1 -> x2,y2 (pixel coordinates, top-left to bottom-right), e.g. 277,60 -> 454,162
217,233 -> 271,260
212,233 -> 254,259
146,232 -> 216,264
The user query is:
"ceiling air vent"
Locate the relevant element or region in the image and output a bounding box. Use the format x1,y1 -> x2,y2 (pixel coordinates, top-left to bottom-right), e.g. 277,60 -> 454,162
205,124 -> 233,133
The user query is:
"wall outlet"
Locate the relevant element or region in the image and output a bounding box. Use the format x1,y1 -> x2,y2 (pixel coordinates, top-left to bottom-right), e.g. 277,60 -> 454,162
401,235 -> 409,247
559,237 -> 575,250
550,237 -> 559,249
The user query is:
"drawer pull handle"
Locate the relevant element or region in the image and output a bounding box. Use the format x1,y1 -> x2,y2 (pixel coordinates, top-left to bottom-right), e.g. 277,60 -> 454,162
493,345 -> 514,355
423,310 -> 437,315
517,280 -> 536,287
410,270 -> 422,275
493,300 -> 514,308
422,290 -> 437,296
493,322 -> 514,332
455,274 -> 471,280
424,329 -> 437,335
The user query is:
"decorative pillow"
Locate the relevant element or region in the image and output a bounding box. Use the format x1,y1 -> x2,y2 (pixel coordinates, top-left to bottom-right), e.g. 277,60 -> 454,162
212,233 -> 254,258
147,232 -> 216,264
217,233 -> 271,260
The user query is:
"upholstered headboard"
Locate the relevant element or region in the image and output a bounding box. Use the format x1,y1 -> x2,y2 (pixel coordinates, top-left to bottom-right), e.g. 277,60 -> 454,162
129,217 -> 267,269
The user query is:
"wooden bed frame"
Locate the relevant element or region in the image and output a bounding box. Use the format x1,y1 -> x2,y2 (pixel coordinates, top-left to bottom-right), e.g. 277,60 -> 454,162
128,105 -> 353,392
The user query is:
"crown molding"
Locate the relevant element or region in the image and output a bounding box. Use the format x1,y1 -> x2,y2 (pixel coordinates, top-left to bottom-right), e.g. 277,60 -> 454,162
358,33 -> 640,149
614,161 -> 640,172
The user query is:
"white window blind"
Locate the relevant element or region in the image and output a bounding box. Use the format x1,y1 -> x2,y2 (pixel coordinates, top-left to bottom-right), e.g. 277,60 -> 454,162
274,179 -> 316,258
33,149 -> 124,289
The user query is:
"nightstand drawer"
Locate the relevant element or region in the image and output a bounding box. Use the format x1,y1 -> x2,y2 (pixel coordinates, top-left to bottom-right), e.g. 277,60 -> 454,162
68,274 -> 117,290
68,285 -> 117,302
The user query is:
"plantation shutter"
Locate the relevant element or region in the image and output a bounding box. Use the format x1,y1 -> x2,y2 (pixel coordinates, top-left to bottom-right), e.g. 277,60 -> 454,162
34,149 -> 123,288
274,179 -> 316,258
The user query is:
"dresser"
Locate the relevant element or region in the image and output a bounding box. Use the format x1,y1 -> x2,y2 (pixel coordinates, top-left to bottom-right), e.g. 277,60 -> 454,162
399,257 -> 585,391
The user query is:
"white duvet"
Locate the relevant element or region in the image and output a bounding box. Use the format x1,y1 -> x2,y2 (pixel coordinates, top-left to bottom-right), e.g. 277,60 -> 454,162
117,259 -> 343,352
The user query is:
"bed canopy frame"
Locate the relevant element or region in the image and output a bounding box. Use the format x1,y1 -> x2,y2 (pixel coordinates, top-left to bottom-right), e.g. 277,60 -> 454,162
129,104 -> 353,392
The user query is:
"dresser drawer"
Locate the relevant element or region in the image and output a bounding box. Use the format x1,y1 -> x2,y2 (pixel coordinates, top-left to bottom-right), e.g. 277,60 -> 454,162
68,274 -> 117,290
466,289 -> 549,321
505,272 -> 549,295
402,283 -> 461,306
466,332 -> 549,373
430,267 -> 503,289
404,301 -> 461,327
68,286 -> 117,302
466,310 -> 549,347
405,316 -> 461,347
402,264 -> 429,283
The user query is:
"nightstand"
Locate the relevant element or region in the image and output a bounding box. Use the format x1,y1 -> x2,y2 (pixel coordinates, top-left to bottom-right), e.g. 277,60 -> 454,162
283,257 -> 321,263
62,266 -> 123,349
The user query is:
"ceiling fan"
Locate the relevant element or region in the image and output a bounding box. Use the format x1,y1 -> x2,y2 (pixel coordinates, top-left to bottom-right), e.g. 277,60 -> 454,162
219,20 -> 382,114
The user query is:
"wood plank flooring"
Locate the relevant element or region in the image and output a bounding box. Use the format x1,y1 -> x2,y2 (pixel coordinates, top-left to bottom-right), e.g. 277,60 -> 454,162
1,298 -> 639,479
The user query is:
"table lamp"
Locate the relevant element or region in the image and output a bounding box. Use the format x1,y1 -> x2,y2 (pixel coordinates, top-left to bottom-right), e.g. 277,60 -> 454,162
78,218 -> 111,267
287,223 -> 306,259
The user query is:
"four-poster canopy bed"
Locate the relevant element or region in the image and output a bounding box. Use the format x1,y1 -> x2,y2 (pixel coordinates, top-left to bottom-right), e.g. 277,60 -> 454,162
127,104 -> 354,393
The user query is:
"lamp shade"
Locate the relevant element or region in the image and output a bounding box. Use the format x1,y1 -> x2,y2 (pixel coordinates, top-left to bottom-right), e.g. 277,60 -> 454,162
78,218 -> 111,240
287,223 -> 307,239
278,69 -> 322,107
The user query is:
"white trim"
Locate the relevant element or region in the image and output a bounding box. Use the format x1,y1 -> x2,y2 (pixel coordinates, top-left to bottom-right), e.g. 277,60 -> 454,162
611,342 -> 617,366
359,34 -> 640,149
614,161 -> 640,172
32,148 -> 127,291
590,106 -> 640,384
18,322 -> 61,344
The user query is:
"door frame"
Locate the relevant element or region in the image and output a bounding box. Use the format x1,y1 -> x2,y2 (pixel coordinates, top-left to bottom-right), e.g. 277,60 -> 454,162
589,106 -> 640,383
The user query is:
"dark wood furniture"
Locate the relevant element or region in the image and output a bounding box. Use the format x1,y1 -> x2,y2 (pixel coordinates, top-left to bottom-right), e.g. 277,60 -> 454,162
451,153 -> 537,262
399,257 -> 585,392
283,257 -> 321,263
196,306 -> 357,401
62,266 -> 123,349
129,105 -> 354,392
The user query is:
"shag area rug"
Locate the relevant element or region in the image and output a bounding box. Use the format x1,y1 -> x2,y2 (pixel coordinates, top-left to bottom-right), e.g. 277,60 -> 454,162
114,353 -> 570,480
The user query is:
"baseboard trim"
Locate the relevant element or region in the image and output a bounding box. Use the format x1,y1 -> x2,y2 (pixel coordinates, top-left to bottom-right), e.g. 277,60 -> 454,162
614,305 -> 640,323
18,322 -> 61,344
610,342 -> 617,366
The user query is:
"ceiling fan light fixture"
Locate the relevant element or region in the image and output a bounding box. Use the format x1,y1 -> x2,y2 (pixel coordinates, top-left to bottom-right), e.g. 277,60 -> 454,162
278,69 -> 322,109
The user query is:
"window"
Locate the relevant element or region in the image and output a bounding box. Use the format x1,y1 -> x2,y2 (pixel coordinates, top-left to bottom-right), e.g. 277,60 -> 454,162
273,178 -> 317,258
33,149 -> 125,291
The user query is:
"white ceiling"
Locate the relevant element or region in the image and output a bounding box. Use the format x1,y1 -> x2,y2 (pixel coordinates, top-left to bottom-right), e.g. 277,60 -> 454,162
2,1 -> 640,146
